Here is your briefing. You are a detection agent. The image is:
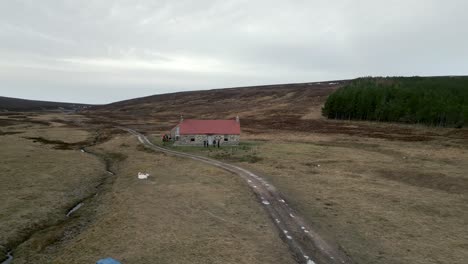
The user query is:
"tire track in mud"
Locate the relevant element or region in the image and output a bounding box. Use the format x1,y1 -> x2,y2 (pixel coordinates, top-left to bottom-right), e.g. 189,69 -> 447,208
123,128 -> 354,264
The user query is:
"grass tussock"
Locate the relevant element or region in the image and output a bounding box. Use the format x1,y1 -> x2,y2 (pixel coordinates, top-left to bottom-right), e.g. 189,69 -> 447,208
24,137 -> 85,150
0,130 -> 22,136
378,169 -> 468,194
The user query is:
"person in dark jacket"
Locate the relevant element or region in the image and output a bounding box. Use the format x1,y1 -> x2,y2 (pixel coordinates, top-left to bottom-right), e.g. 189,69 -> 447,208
217,139 -> 220,148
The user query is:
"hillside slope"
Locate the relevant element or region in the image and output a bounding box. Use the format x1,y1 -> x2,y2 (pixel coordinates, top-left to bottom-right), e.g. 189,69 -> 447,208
85,79 -> 467,141
0,96 -> 90,112
87,81 -> 344,130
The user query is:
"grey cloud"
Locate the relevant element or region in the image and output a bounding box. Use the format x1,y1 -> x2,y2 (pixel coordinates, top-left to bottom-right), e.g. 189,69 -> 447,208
1,0 -> 467,103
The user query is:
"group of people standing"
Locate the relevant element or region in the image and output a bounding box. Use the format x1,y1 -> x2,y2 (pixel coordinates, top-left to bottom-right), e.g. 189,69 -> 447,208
204,139 -> 220,148
161,134 -> 171,142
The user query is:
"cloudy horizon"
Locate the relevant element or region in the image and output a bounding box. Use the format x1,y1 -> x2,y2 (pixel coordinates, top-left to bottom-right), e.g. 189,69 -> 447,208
1,0 -> 467,104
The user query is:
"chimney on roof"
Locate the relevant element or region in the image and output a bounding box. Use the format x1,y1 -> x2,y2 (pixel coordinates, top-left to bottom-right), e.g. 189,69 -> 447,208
180,115 -> 184,122
236,115 -> 240,123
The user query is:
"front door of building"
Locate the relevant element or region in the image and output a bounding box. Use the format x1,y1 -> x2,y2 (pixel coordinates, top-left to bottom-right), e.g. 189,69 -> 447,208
207,135 -> 213,145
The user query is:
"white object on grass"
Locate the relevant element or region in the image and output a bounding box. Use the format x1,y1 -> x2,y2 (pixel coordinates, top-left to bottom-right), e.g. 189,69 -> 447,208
138,172 -> 149,179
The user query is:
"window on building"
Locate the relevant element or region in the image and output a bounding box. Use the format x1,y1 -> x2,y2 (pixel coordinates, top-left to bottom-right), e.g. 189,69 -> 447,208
190,138 -> 195,142
224,135 -> 228,141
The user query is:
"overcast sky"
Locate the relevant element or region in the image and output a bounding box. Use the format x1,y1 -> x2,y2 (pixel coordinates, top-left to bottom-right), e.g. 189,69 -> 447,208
1,0 -> 467,104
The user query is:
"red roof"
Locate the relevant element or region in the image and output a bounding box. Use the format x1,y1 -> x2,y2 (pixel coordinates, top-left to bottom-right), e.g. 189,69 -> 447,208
178,119 -> 240,135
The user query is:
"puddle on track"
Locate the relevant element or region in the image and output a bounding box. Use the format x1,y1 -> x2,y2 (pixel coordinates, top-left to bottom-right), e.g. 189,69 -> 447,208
66,202 -> 83,217
1,251 -> 13,264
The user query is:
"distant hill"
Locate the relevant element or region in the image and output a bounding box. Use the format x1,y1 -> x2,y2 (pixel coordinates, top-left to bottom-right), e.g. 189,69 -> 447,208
0,96 -> 92,112
86,81 -> 348,132
85,78 -> 467,141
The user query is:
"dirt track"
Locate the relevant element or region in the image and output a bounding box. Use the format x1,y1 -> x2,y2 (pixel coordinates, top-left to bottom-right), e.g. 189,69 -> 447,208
123,128 -> 353,264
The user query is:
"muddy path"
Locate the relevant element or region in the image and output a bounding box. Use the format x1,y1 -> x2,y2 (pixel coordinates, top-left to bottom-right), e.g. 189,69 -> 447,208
122,128 -> 354,264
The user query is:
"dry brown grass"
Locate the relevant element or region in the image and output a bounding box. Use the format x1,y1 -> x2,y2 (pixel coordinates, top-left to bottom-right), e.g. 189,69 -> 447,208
4,108 -> 467,264
79,81 -> 468,264
144,126 -> 468,263
12,134 -> 295,264
83,82 -> 341,134
229,132 -> 468,264
84,81 -> 468,263
2,113 -> 294,263
0,117 -> 107,258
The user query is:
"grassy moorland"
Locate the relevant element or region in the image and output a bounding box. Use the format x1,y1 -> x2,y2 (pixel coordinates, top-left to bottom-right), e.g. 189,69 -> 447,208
29,134 -> 294,264
322,77 -> 468,127
150,128 -> 468,264
2,79 -> 468,264
1,113 -> 294,264
0,114 -> 107,260
239,132 -> 468,264
83,79 -> 467,263
0,96 -> 90,112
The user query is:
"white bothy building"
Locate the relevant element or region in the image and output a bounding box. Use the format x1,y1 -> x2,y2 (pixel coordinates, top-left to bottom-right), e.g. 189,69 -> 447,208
170,117 -> 241,146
